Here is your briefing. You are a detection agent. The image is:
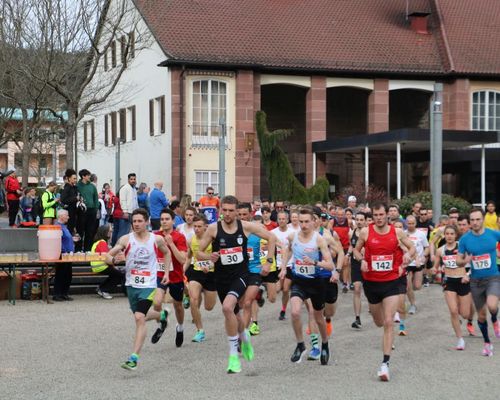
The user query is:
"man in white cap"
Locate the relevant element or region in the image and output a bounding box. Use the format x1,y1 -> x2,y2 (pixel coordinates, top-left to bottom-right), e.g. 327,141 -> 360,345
347,196 -> 358,212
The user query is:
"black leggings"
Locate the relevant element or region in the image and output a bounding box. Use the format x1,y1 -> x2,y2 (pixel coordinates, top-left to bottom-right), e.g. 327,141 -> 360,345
8,200 -> 19,226
54,263 -> 72,296
99,266 -> 125,292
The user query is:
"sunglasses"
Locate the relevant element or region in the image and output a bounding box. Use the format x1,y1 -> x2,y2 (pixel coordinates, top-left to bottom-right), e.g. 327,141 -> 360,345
207,192 -> 214,195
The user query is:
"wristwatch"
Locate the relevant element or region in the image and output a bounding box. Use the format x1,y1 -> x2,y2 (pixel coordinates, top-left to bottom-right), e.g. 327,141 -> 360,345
266,257 -> 273,264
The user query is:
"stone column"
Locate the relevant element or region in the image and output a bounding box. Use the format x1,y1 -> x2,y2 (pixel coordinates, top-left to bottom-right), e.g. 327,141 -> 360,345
443,79 -> 470,130
368,79 -> 389,133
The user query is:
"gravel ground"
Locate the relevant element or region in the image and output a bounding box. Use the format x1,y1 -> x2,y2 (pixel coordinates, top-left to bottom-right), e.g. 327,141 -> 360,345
1,284 -> 499,400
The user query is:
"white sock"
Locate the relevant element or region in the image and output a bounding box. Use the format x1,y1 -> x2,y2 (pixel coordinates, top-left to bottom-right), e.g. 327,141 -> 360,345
228,335 -> 239,356
239,329 -> 249,343
176,324 -> 184,332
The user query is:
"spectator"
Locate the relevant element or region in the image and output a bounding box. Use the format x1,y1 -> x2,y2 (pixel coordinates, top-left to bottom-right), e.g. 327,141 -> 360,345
76,169 -> 99,251
252,199 -> 262,216
169,200 -> 185,228
53,209 -> 74,301
90,173 -> 98,188
60,169 -> 79,234
41,181 -> 60,225
347,195 -> 357,211
484,200 -> 499,230
4,167 -> 22,227
118,173 -> 138,224
137,182 -> 149,211
270,200 -> 287,222
111,191 -> 129,246
149,181 -> 169,230
412,201 -> 423,218
180,193 -> 192,213
261,206 -> 278,231
91,224 -> 125,300
98,195 -> 107,227
20,187 -> 36,222
198,186 -> 220,224
101,183 -> 114,222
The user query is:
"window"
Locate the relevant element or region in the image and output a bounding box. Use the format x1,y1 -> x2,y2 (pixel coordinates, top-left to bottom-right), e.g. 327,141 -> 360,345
119,108 -> 126,142
104,48 -> 108,71
111,41 -> 117,68
104,115 -> 109,146
149,96 -> 165,135
129,31 -> 135,58
83,120 -> 95,151
192,80 -> 227,137
120,36 -> 127,67
195,170 -> 219,200
110,111 -> 117,145
472,90 -> 500,131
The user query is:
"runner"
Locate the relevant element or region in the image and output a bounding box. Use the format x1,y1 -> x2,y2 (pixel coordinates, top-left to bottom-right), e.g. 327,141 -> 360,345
197,195 -> 276,373
457,208 -> 500,356
262,206 -> 278,231
151,208 -> 188,348
177,206 -> 196,243
390,219 -> 409,336
348,211 -> 366,329
105,208 -> 172,370
405,215 -> 429,315
288,209 -> 300,233
279,207 -> 336,365
272,210 -> 295,320
433,225 -> 473,350
330,207 -> 350,293
353,203 -> 415,381
185,214 -> 217,342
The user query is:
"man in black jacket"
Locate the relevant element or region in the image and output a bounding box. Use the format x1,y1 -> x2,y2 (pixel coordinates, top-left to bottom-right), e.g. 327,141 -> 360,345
60,169 -> 79,234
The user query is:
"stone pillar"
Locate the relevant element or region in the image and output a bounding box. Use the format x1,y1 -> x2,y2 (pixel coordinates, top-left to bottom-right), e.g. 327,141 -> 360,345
368,79 -> 389,133
252,73 -> 261,199
443,79 -> 470,130
305,76 -> 327,187
170,67 -> 184,196
235,70 -> 258,201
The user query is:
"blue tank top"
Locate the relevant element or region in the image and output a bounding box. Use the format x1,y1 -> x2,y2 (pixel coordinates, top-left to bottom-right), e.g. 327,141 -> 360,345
291,231 -> 321,279
247,234 -> 262,273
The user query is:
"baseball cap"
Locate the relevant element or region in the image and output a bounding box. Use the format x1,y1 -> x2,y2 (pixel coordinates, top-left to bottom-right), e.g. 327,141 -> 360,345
348,195 -> 357,202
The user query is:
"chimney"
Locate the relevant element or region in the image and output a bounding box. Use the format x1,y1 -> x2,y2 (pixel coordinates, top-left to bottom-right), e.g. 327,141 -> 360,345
408,12 -> 431,34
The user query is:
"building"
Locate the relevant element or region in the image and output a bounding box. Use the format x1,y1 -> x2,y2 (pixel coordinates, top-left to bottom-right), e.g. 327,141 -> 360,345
79,0 -> 500,203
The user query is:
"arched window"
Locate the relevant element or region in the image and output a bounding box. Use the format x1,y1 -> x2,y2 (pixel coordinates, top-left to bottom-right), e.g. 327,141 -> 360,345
192,79 -> 227,137
472,90 -> 500,131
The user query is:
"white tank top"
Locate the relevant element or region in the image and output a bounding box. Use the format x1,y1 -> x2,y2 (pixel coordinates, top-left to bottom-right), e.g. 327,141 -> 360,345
178,223 -> 194,243
125,232 -> 158,288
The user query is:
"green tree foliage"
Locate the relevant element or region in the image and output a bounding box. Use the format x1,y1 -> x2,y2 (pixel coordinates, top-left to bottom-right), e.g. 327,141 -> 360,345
395,191 -> 472,217
255,111 -> 329,204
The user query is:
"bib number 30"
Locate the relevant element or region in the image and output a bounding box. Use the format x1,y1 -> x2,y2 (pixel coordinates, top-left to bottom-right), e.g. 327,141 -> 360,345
220,247 -> 244,266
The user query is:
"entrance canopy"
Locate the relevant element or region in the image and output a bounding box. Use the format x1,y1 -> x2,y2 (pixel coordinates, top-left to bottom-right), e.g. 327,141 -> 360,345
312,128 -> 500,202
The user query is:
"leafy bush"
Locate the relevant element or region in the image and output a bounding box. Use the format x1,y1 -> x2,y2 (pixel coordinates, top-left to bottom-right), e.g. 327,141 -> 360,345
395,192 -> 472,217
334,182 -> 387,206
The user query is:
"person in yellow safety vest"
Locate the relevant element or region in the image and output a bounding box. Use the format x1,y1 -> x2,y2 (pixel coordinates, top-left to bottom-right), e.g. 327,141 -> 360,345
41,181 -> 60,225
91,224 -> 125,300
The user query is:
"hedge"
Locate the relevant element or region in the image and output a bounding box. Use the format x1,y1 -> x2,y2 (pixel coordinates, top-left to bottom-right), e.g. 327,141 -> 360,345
395,192 -> 472,217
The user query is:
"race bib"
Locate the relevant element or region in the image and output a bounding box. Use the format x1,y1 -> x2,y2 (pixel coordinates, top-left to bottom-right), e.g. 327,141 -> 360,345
471,254 -> 491,270
295,260 -> 316,276
247,248 -> 254,261
195,260 -> 212,270
158,259 -> 173,272
259,250 -> 268,258
371,255 -> 393,272
442,255 -> 458,269
220,247 -> 244,265
131,269 -> 151,287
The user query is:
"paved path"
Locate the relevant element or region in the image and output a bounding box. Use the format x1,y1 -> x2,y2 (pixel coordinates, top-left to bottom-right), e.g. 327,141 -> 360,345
1,285 -> 499,400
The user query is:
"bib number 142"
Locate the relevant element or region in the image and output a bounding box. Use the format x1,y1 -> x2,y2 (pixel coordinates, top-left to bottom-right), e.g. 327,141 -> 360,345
371,255 -> 393,272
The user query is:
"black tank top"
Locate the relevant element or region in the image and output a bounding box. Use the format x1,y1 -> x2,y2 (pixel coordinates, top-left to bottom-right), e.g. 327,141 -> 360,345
213,220 -> 248,280
351,229 -> 361,267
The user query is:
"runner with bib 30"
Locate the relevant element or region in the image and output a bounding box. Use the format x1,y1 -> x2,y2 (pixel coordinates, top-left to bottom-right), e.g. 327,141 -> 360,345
353,202 -> 415,382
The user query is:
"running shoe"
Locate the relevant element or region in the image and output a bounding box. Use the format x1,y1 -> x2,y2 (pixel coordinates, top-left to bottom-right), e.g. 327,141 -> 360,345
305,326 -> 311,335
227,354 -> 241,374
256,287 -> 265,307
482,343 -> 493,357
307,347 -> 320,360
393,312 -> 400,323
455,337 -> 465,351
342,284 -> 348,294
349,283 -> 354,291
399,329 -> 407,336
326,320 -> 333,336
151,311 -> 169,344
408,305 -> 417,315
494,321 -> 500,339
351,320 -> 362,330
279,310 -> 286,321
182,294 -> 190,309
192,330 -> 206,343
249,322 -> 260,336
291,344 -> 306,363
377,363 -> 390,381
96,289 -> 113,300
121,360 -> 137,371
466,322 -> 476,336
241,339 -> 254,361
175,326 -> 184,347
320,345 -> 329,365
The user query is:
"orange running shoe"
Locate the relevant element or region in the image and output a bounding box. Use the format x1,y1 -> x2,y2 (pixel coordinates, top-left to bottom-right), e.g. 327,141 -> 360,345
305,326 -> 311,335
466,322 -> 476,336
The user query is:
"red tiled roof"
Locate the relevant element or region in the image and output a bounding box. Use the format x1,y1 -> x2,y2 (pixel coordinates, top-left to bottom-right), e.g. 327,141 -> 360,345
133,0 -> 499,76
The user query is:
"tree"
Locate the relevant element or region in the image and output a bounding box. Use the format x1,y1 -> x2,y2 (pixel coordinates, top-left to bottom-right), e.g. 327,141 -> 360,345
256,111 -> 329,204
0,0 -> 152,169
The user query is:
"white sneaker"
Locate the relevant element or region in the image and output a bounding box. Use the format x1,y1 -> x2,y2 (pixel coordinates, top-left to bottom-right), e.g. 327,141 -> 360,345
455,338 -> 465,351
408,305 -> 417,315
377,363 -> 390,381
393,312 -> 400,323
97,289 -> 113,300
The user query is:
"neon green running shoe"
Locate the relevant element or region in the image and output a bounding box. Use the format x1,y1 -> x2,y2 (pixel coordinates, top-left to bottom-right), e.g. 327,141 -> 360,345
241,339 -> 254,361
227,354 -> 241,374
121,360 -> 137,371
249,322 -> 260,336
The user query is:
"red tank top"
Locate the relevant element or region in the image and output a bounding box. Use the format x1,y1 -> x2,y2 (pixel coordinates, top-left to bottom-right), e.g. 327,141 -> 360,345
363,223 -> 403,282
332,220 -> 350,250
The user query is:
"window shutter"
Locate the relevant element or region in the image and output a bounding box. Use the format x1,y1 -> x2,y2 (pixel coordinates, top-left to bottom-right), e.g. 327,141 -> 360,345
121,36 -> 127,67
104,49 -> 108,71
131,106 -> 136,140
120,108 -> 126,142
111,112 -> 117,145
111,41 -> 116,67
129,31 -> 135,58
149,99 -> 154,135
91,120 -> 95,150
104,114 -> 109,146
160,96 -> 165,134
83,122 -> 88,151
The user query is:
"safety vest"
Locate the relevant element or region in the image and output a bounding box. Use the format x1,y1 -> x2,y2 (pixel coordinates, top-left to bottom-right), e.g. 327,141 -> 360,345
90,239 -> 108,273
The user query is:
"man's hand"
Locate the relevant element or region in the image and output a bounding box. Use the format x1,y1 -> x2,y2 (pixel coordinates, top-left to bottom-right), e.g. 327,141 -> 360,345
114,252 -> 126,263
161,274 -> 169,285
461,275 -> 470,284
402,253 -> 412,266
330,270 -> 339,283
210,252 -> 220,263
163,234 -> 174,246
279,268 -> 287,280
360,260 -> 368,272
302,256 -> 315,265
260,262 -> 271,277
